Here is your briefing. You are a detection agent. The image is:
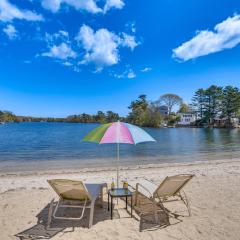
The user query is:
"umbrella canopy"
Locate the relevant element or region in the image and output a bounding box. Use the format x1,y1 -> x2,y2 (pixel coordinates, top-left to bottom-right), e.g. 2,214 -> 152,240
82,121 -> 155,144
82,121 -> 156,187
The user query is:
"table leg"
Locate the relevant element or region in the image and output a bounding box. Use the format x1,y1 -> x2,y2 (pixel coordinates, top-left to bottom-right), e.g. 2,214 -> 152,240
111,196 -> 113,220
131,195 -> 132,218
126,196 -> 127,209
108,192 -> 109,211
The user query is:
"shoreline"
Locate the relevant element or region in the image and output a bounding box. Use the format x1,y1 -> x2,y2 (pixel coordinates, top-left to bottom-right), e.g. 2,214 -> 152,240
1,157 -> 239,177
2,121 -> 240,129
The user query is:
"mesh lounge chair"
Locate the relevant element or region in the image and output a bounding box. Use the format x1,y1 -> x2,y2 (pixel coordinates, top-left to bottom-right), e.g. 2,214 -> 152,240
132,174 -> 194,217
47,179 -> 107,228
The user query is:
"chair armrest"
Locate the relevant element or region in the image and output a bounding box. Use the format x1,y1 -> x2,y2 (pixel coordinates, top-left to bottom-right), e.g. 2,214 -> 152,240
136,183 -> 154,198
143,178 -> 158,187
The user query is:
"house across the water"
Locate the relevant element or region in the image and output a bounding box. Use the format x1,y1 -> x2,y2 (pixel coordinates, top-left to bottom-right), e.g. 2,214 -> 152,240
177,112 -> 197,126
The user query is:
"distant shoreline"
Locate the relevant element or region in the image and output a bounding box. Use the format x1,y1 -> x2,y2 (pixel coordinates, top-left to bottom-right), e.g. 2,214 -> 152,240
1,121 -> 240,129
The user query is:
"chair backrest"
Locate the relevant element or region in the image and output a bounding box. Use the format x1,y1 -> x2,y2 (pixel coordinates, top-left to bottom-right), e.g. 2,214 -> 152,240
153,174 -> 194,198
47,179 -> 91,201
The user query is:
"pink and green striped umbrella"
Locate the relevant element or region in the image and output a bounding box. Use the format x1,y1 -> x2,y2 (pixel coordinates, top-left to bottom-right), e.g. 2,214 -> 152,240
82,121 -> 156,187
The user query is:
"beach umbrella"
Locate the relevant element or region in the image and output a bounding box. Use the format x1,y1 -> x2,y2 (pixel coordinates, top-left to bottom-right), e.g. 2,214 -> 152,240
82,121 -> 156,187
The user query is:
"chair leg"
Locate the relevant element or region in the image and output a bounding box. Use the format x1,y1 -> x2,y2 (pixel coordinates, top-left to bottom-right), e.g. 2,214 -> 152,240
100,185 -> 105,207
135,184 -> 139,206
158,199 -> 171,217
153,202 -> 159,223
180,190 -> 191,216
46,199 -> 54,230
88,200 -> 95,228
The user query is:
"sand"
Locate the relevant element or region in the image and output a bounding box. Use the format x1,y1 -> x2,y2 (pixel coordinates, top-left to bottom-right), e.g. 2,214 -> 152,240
0,159 -> 240,240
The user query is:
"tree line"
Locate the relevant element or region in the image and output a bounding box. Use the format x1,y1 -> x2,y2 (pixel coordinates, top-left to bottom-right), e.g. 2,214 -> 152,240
1,85 -> 240,128
191,85 -> 240,126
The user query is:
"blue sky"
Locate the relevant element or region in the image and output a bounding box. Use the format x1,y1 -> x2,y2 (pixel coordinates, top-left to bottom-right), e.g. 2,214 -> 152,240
0,0 -> 240,117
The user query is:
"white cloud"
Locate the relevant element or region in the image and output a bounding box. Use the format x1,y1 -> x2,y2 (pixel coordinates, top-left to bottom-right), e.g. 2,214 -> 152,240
42,0 -> 124,14
62,61 -> 73,66
42,0 -> 102,13
127,69 -> 136,78
3,24 -> 17,39
76,25 -> 119,67
40,24 -> 138,72
76,25 -> 138,68
173,14 -> 240,61
125,22 -> 136,33
45,30 -> 69,44
58,30 -> 68,37
0,0 -> 43,22
42,42 -> 77,60
103,0 -> 125,13
141,67 -> 152,72
113,68 -> 136,79
120,33 -> 138,50
41,0 -> 61,13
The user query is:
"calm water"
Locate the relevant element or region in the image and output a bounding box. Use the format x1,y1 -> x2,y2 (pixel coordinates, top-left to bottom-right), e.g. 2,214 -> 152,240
0,122 -> 240,171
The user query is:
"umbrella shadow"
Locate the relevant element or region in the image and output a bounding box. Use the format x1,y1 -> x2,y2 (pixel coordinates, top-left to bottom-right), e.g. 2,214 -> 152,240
15,200 -> 118,239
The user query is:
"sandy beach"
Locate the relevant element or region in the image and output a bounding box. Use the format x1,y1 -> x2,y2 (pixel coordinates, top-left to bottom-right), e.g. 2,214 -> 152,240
1,159 -> 240,240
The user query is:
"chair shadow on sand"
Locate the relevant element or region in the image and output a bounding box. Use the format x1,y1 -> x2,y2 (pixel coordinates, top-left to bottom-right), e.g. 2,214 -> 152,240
125,192 -> 187,232
15,200 -> 119,240
16,193 -> 186,239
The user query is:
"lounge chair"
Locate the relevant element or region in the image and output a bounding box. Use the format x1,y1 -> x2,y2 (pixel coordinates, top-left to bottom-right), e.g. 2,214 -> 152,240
132,174 -> 194,216
47,179 -> 107,228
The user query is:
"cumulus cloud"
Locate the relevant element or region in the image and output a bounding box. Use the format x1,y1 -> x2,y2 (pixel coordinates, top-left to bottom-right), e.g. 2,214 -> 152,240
103,0 -> 125,13
42,42 -> 77,60
173,14 -> 240,61
0,0 -> 43,22
120,33 -> 139,50
141,67 -> 152,72
3,24 -> 17,39
76,25 -> 119,67
40,30 -> 78,70
42,0 -> 102,13
76,24 -> 138,69
42,0 -> 124,14
40,24 -> 138,72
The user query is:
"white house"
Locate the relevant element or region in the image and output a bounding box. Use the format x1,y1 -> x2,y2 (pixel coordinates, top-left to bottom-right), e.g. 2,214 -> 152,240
178,112 -> 197,125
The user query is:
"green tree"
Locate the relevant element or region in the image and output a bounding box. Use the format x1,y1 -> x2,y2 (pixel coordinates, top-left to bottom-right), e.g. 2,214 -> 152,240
106,111 -> 119,122
66,115 -> 80,123
158,94 -> 183,114
167,114 -> 181,126
179,103 -> 190,113
127,95 -> 148,126
0,111 -> 17,122
80,113 -> 93,123
141,103 -> 163,128
191,88 -> 205,119
204,85 -> 223,124
95,111 -> 106,123
221,86 -> 240,125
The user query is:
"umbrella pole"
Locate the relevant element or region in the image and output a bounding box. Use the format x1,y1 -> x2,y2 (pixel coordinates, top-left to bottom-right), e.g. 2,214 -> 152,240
117,142 -> 119,188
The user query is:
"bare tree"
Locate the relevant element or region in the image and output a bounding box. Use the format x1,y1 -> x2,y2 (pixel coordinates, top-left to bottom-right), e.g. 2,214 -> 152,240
158,94 -> 183,114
